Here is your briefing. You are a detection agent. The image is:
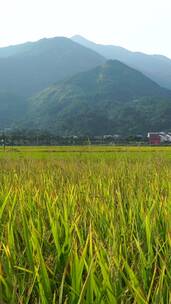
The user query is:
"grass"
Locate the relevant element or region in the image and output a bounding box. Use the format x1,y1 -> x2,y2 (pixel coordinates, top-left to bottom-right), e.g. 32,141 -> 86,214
0,146 -> 171,303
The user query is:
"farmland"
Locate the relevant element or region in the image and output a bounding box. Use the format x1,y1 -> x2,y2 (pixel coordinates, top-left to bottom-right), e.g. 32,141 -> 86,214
1,146 -> 171,303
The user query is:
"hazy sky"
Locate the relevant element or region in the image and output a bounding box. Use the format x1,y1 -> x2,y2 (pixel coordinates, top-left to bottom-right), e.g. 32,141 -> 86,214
0,0 -> 171,57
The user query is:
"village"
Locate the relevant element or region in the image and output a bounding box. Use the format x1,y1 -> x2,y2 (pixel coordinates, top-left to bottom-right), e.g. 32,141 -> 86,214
0,129 -> 171,146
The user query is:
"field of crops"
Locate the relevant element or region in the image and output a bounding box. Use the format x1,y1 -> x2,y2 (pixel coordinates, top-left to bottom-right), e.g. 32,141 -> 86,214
1,146 -> 171,303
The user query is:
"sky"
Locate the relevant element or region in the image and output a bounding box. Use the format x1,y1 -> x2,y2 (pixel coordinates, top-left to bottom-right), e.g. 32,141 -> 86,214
0,0 -> 171,57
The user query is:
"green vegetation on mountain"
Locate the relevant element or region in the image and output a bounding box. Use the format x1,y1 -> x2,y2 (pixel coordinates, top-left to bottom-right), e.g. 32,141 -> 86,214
0,91 -> 26,128
0,37 -> 105,96
24,60 -> 171,135
0,34 -> 171,136
72,35 -> 171,90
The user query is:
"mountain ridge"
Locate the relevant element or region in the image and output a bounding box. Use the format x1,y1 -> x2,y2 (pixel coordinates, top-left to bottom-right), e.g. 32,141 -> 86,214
72,35 -> 171,90
0,37 -> 105,97
21,60 -> 171,136
0,36 -> 171,135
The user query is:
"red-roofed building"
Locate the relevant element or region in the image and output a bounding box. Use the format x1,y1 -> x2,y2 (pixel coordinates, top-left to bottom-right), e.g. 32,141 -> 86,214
148,133 -> 161,145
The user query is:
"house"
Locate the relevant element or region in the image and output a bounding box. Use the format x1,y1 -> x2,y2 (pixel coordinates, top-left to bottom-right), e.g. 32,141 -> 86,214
148,133 -> 161,145
148,132 -> 171,145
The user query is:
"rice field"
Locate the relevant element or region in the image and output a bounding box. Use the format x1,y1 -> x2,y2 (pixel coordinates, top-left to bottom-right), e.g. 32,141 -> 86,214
1,146 -> 171,303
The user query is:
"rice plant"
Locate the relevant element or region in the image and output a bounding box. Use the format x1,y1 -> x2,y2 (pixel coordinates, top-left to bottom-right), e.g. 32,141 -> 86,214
0,147 -> 171,303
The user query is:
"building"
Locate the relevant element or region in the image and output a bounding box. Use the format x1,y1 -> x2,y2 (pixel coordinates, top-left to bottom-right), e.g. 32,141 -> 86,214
148,133 -> 161,145
148,132 -> 171,145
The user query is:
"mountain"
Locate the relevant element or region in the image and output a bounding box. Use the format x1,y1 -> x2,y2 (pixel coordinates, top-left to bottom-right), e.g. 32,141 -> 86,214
72,35 -> 171,90
0,91 -> 27,128
0,37 -> 105,97
23,60 -> 171,136
0,42 -> 35,58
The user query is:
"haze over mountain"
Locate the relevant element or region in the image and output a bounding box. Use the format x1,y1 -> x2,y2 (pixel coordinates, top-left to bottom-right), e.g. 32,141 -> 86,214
72,35 -> 171,90
0,36 -> 171,136
0,37 -> 105,96
22,60 -> 171,136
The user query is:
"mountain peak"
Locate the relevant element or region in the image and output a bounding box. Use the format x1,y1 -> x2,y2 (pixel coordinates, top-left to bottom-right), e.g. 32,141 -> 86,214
23,59 -> 171,136
0,36 -> 105,96
71,35 -> 90,41
71,35 -> 171,90
66,59 -> 166,98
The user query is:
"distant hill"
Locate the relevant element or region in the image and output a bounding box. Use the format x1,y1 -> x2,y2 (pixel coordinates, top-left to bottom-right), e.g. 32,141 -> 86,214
72,35 -> 171,90
0,37 -> 105,97
0,42 -> 35,58
23,60 -> 171,136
